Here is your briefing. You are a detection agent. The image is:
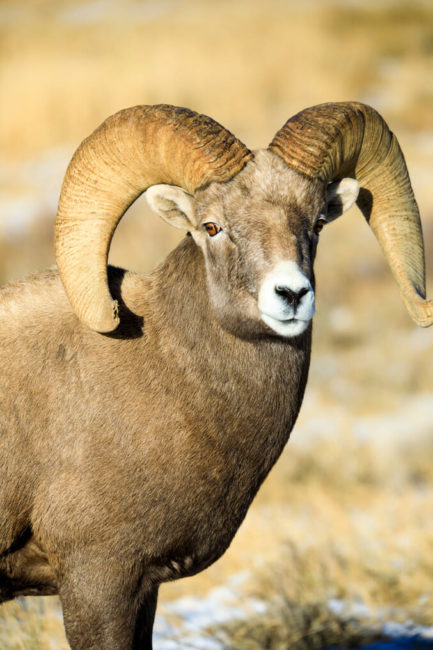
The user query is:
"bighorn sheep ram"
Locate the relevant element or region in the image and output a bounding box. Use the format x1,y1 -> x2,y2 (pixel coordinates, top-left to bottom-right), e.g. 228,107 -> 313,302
0,102 -> 432,648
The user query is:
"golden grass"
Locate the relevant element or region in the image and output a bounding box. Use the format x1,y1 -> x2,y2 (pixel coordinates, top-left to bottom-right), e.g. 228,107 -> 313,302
0,598 -> 68,650
1,0 -> 433,647
1,0 -> 432,160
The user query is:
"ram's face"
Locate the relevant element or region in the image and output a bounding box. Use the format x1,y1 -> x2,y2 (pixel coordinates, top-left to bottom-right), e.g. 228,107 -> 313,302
146,150 -> 358,340
193,152 -> 323,339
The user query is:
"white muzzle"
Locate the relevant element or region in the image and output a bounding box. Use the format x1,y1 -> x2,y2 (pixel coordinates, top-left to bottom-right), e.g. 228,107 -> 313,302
258,261 -> 315,337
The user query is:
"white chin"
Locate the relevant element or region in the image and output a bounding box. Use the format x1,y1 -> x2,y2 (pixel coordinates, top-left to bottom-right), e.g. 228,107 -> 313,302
261,313 -> 311,338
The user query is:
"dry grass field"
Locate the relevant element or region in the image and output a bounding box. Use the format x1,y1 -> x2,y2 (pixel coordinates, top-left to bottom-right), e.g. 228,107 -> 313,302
1,0 -> 433,647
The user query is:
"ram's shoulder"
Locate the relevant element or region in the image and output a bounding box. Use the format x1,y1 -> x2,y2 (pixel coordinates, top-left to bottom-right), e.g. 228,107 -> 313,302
0,266 -> 152,343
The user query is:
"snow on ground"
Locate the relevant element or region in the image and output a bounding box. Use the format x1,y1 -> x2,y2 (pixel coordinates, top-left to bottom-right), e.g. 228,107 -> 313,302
154,583 -> 433,649
363,622 -> 433,649
154,572 -> 267,649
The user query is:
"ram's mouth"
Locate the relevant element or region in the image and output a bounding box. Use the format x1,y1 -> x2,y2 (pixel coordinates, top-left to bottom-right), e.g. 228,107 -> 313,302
260,312 -> 311,338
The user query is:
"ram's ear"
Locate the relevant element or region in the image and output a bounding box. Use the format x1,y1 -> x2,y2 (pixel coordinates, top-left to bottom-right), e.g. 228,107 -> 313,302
146,184 -> 196,230
326,178 -> 360,221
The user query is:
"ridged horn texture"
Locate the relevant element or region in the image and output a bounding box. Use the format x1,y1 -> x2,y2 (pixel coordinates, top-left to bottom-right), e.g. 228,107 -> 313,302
269,101 -> 432,327
56,104 -> 252,332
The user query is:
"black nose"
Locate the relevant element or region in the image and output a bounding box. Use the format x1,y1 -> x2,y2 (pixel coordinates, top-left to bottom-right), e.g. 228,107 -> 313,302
275,286 -> 309,310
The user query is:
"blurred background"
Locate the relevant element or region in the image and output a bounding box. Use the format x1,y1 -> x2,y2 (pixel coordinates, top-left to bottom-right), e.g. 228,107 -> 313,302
1,0 -> 433,647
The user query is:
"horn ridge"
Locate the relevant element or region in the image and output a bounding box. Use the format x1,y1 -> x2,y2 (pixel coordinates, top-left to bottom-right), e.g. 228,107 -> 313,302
269,102 -> 367,181
269,101 -> 432,327
55,104 -> 252,332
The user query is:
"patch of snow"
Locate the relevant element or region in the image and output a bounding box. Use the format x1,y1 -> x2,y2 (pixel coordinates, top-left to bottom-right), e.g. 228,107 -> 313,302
381,621 -> 433,640
328,598 -> 346,617
328,596 -> 373,620
327,599 -> 433,649
165,589 -> 245,629
155,572 -> 267,649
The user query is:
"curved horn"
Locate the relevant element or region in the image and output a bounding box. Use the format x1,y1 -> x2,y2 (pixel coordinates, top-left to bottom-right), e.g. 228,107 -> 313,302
56,104 -> 252,332
269,102 -> 432,327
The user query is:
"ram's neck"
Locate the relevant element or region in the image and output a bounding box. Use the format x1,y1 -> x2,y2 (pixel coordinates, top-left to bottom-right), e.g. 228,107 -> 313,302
148,235 -> 211,343
143,236 -> 312,488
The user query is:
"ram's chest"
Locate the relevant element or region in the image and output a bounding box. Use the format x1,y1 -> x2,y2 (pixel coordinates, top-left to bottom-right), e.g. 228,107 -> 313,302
148,549 -> 224,585
146,510 -> 249,585
141,396 -> 304,586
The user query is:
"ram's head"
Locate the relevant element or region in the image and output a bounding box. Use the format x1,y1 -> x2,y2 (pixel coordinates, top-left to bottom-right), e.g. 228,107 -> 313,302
55,103 -> 433,336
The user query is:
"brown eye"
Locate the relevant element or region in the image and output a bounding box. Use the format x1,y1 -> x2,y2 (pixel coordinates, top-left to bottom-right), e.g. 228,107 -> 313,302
204,222 -> 222,237
314,218 -> 326,235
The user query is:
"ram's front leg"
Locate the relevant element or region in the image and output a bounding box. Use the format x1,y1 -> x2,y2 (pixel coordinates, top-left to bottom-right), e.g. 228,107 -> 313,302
132,586 -> 159,650
59,556 -> 158,650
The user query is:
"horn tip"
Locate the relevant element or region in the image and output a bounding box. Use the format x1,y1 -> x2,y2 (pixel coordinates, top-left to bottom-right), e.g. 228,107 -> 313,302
80,300 -> 120,333
406,299 -> 433,328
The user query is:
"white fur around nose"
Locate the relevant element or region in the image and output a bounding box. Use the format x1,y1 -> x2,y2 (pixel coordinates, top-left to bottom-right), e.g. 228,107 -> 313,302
258,261 -> 315,337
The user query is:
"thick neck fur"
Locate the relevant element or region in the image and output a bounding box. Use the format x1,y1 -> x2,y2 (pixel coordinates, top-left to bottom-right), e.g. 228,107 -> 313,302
143,236 -> 311,483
